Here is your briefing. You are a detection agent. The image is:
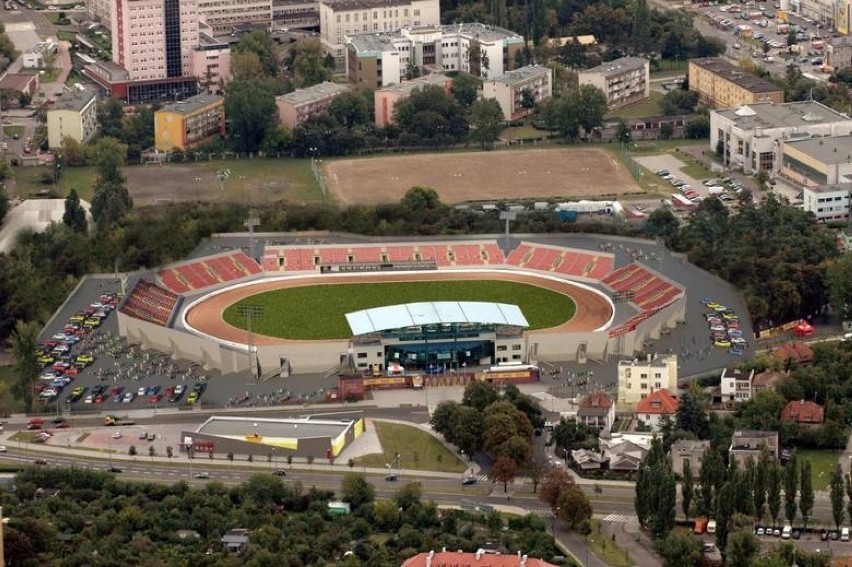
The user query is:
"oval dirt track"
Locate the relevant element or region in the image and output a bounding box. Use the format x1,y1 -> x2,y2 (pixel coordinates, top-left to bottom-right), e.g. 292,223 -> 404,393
185,271 -> 613,345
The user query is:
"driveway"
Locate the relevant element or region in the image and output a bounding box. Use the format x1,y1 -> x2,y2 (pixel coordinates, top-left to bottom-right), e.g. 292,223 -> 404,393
634,154 -> 710,199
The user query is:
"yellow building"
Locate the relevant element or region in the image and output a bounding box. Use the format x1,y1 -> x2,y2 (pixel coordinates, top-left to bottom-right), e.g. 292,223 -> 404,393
155,94 -> 225,152
46,86 -> 99,149
688,58 -> 784,109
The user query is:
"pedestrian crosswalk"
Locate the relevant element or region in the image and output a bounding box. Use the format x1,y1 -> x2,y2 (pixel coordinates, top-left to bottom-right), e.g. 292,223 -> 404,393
529,508 -> 555,519
468,474 -> 490,482
601,513 -> 638,524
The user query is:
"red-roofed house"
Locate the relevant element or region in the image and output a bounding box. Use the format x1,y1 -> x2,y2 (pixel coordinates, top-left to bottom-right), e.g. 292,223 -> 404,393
577,391 -> 615,432
772,342 -> 814,366
635,389 -> 679,431
402,550 -> 559,567
781,400 -> 825,425
0,73 -> 40,104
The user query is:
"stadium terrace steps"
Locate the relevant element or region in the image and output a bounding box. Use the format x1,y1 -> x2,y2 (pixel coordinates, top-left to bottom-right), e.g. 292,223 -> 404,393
119,280 -> 179,326
158,251 -> 262,293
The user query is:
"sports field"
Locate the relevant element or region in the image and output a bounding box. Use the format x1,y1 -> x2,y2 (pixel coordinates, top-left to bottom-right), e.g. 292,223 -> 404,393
324,147 -> 639,205
222,280 -> 576,340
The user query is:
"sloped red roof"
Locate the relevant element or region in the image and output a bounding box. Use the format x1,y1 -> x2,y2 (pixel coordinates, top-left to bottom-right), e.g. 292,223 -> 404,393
773,341 -> 814,364
780,400 -> 824,424
578,391 -> 613,409
635,389 -> 679,414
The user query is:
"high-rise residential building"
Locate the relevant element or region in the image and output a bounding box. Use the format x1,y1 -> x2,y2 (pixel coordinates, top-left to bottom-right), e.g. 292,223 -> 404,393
321,0 -> 440,60
688,57 -> 784,109
276,81 -> 351,129
482,64 -> 552,121
197,0 -> 273,35
111,0 -> 199,82
46,86 -> 99,149
193,30 -> 232,94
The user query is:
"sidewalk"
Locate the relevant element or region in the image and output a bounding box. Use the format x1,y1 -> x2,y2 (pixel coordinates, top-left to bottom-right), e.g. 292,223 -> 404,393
603,520 -> 662,567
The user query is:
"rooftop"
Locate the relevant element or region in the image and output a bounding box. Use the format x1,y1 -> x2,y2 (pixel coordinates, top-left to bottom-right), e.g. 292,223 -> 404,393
278,81 -> 350,106
322,0 -> 414,10
780,400 -> 825,423
346,302 -> 529,335
635,389 -> 678,414
580,56 -> 648,77
347,22 -> 522,53
377,74 -> 452,95
487,64 -> 551,87
806,183 -> 852,194
197,30 -> 229,49
785,135 -> 852,164
752,370 -> 785,388
578,391 -> 613,410
715,101 -> 850,130
159,93 -> 224,116
772,341 -> 814,364
671,439 -> 711,452
197,416 -> 354,440
0,73 -> 36,92
403,551 -> 559,567
51,86 -> 97,112
690,57 -> 781,94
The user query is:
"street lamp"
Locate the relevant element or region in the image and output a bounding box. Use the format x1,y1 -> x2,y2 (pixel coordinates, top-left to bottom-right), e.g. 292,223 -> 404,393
194,176 -> 202,201
217,169 -> 231,200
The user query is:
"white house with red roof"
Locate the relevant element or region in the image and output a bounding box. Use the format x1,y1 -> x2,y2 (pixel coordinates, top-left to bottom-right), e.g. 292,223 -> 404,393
635,389 -> 679,431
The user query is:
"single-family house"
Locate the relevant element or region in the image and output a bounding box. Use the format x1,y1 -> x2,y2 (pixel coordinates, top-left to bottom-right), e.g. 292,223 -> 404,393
729,430 -> 778,465
571,448 -> 605,471
670,439 -> 711,476
780,400 -> 825,425
772,342 -> 814,366
577,391 -> 615,432
635,389 -> 678,431
720,367 -> 756,404
752,370 -> 785,395
221,529 -> 249,554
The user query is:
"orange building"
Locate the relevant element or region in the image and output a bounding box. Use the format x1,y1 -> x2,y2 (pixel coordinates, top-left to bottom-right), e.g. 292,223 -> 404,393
154,94 -> 225,151
374,74 -> 453,128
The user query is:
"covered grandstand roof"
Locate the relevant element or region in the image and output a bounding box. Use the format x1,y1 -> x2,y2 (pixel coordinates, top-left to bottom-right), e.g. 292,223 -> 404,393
346,302 -> 529,335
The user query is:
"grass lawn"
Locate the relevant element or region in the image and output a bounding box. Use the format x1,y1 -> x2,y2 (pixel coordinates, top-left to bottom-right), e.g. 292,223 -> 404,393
223,280 -> 577,340
3,126 -> 24,138
797,449 -> 841,491
678,155 -> 717,182
605,91 -> 664,120
499,124 -> 552,140
585,520 -> 631,567
354,421 -> 466,473
57,31 -> 77,42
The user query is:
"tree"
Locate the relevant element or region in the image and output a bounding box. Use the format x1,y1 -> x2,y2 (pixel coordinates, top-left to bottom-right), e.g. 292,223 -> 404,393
681,459 -> 694,519
490,456 -> 518,492
657,528 -> 701,567
60,135 -> 86,166
675,391 -> 709,438
767,463 -> 782,526
97,97 -> 124,139
831,463 -> 845,530
526,452 -> 548,493
660,89 -> 699,116
62,188 -> 87,233
289,39 -> 333,88
452,73 -> 480,108
225,79 -> 278,153
539,468 -> 574,510
148,446 -> 156,459
754,448 -> 769,521
556,484 -> 592,530
7,320 -> 40,412
800,459 -> 814,530
826,254 -> 852,324
461,380 -> 499,411
328,92 -> 368,128
128,445 -> 137,457
233,29 -> 279,78
88,137 -> 131,228
575,84 -> 608,138
659,122 -> 674,140
685,116 -> 710,139
0,186 -> 7,223
430,400 -> 458,436
784,452 -> 798,524
340,473 -> 375,508
715,482 -> 735,556
644,208 -> 679,247
468,98 -> 504,149
727,530 -> 759,566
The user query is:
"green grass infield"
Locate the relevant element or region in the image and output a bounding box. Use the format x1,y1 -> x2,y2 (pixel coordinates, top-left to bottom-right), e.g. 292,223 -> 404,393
222,280 -> 577,340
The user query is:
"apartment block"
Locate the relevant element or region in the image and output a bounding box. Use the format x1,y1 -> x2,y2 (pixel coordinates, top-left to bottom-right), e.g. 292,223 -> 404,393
154,94 -> 225,151
193,31 -> 232,94
46,86 -> 99,149
617,354 -> 678,406
321,0 -> 439,60
577,57 -> 649,110
802,185 -> 852,223
729,430 -> 778,464
710,101 -> 852,174
273,0 -> 320,29
111,0 -> 199,82
346,23 -> 524,89
374,73 -> 451,127
482,64 -> 552,121
688,57 -> 784,109
197,0 -> 273,35
276,81 -> 351,130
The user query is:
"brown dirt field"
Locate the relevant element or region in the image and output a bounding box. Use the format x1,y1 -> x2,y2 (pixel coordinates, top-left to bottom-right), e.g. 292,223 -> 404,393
185,271 -> 613,346
324,148 -> 638,205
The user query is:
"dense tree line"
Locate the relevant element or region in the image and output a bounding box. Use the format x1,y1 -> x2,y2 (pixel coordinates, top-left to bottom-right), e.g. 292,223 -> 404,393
646,195 -> 838,330
0,467 -> 560,566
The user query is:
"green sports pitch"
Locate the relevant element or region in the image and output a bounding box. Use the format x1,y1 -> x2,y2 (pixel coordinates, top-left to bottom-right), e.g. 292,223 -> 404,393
222,280 -> 577,340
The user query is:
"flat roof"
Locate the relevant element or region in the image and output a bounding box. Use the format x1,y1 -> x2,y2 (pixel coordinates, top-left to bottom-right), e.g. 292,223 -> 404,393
377,73 -> 450,94
159,94 -> 223,116
805,183 -> 852,194
322,0 -> 413,10
52,86 -> 97,112
278,81 -> 350,105
580,56 -> 648,77
347,23 -> 522,53
196,416 -> 353,439
488,64 -> 550,86
784,135 -> 852,164
346,301 -> 529,335
690,57 -> 781,94
715,101 -> 851,130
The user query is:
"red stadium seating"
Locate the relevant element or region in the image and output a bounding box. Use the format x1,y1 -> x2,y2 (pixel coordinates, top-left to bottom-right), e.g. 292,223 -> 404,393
158,252 -> 262,293
119,280 -> 179,326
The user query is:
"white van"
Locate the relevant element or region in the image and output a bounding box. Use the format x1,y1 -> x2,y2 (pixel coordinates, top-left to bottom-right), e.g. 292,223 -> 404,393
842,527 -> 850,541
707,520 -> 717,534
781,525 -> 792,539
